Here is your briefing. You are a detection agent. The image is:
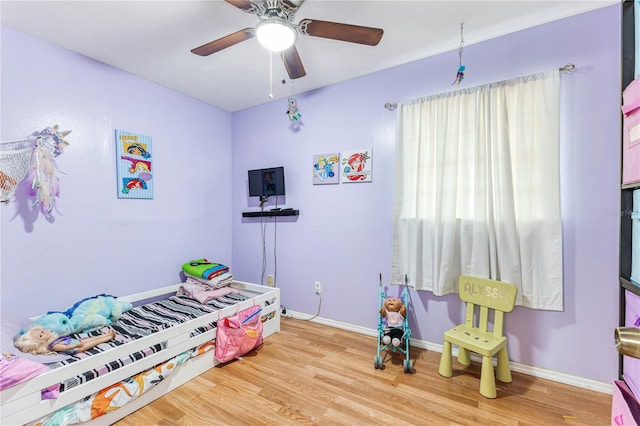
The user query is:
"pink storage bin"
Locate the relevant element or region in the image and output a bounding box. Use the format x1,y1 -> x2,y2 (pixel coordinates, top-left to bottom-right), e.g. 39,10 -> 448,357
622,78 -> 640,185
624,290 -> 640,402
633,190 -> 640,285
612,380 -> 640,425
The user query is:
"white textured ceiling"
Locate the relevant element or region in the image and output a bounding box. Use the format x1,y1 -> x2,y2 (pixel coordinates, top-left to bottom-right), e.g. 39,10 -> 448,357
1,0 -> 617,112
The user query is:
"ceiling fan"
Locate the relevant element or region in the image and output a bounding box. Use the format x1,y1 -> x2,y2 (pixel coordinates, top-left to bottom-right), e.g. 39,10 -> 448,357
191,0 -> 384,80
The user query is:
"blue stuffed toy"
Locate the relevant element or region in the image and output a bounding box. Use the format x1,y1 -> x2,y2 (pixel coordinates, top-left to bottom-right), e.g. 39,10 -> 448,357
33,294 -> 133,335
33,312 -> 75,336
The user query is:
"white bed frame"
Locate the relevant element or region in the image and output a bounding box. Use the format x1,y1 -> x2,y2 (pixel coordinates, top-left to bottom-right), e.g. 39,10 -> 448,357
0,280 -> 280,425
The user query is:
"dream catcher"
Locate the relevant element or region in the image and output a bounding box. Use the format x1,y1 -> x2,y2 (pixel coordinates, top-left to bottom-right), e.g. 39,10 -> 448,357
0,125 -> 70,217
452,23 -> 466,85
287,94 -> 301,121
0,139 -> 32,203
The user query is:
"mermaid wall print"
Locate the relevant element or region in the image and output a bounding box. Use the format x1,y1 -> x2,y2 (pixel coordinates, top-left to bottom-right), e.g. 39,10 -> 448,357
341,149 -> 372,183
115,130 -> 153,199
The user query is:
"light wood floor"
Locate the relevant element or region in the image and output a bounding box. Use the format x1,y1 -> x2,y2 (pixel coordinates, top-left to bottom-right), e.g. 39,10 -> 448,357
115,318 -> 611,425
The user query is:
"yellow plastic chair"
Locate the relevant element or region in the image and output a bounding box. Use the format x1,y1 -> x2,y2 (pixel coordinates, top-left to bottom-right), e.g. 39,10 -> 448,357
438,275 -> 517,398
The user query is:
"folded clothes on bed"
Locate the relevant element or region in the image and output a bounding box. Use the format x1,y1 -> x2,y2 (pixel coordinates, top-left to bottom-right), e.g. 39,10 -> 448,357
184,272 -> 234,288
210,272 -> 233,287
177,280 -> 239,303
182,259 -> 229,280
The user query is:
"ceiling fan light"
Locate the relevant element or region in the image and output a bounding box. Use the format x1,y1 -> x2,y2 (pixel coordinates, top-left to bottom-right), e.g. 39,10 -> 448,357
256,19 -> 296,52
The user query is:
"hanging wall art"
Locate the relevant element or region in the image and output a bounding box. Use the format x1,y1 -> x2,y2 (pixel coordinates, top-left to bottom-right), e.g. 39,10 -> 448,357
115,129 -> 153,199
287,95 -> 302,122
341,149 -> 372,183
313,153 -> 340,185
0,125 -> 71,218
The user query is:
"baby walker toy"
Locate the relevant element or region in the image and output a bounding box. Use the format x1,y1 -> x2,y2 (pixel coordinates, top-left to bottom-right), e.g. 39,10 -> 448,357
374,273 -> 412,373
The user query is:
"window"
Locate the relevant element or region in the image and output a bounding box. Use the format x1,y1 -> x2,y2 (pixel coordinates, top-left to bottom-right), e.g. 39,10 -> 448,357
391,70 -> 563,311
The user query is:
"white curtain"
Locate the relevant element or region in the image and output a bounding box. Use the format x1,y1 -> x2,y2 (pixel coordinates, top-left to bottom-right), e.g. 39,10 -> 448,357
391,69 -> 563,311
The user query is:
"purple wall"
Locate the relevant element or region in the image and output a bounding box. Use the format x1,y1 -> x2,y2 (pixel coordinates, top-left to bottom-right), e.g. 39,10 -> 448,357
231,5 -> 621,383
0,26 -> 233,323
0,5 -> 622,385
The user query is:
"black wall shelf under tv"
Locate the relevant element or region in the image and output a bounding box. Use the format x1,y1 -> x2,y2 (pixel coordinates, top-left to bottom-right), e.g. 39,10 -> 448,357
242,209 -> 299,218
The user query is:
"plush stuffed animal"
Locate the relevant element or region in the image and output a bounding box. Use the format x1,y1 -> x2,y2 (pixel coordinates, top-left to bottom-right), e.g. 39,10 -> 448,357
379,297 -> 406,347
33,312 -> 75,336
33,295 -> 133,335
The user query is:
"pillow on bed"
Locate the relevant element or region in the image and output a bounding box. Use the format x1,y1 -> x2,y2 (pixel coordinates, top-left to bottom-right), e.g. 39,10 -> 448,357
0,317 -> 71,363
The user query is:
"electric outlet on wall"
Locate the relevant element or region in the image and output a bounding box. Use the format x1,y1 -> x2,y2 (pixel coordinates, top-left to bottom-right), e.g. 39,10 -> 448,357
314,281 -> 321,294
267,275 -> 274,287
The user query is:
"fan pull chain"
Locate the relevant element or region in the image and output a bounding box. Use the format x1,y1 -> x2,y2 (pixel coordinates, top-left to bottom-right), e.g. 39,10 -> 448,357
268,51 -> 274,99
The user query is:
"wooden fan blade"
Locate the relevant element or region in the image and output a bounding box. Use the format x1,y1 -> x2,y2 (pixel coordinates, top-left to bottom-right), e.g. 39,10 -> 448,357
298,19 -> 383,46
191,28 -> 255,56
280,46 -> 306,79
225,0 -> 257,13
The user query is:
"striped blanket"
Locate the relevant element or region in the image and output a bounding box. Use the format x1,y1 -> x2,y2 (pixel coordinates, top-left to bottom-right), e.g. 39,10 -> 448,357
48,292 -> 248,392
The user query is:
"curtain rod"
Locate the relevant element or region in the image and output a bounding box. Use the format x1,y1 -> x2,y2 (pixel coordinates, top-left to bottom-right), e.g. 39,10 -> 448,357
384,63 -> 576,111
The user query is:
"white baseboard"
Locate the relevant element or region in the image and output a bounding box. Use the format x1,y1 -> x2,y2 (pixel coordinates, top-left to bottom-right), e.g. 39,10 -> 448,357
286,310 -> 613,395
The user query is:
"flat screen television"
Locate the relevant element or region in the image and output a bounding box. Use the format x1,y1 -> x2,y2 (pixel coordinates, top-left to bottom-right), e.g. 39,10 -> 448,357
248,166 -> 285,198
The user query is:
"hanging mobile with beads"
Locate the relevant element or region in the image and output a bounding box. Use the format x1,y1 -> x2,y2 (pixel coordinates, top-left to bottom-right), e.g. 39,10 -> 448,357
452,22 -> 465,85
286,84 -> 301,122
287,93 -> 301,121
